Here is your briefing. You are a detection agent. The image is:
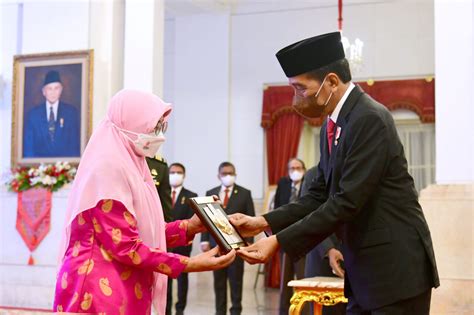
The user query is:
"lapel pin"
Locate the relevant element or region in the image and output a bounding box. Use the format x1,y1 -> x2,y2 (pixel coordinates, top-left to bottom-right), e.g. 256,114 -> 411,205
151,169 -> 157,176
181,197 -> 185,204
60,118 -> 64,128
234,189 -> 238,194
335,126 -> 342,146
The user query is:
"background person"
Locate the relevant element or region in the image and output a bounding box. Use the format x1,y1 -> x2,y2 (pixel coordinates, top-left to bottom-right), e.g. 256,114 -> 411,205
166,162 -> 198,315
201,162 -> 255,315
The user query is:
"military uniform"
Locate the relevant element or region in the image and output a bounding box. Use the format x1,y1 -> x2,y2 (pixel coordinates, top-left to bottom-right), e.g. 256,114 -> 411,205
146,155 -> 172,222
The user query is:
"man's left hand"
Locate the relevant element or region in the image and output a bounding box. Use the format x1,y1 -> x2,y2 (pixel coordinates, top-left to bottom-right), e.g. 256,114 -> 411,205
237,235 -> 279,264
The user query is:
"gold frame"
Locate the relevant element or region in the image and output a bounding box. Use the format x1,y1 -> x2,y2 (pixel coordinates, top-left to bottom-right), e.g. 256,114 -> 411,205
11,49 -> 94,167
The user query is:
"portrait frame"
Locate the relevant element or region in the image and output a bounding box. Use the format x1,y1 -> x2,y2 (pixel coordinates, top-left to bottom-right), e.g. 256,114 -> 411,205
11,49 -> 94,167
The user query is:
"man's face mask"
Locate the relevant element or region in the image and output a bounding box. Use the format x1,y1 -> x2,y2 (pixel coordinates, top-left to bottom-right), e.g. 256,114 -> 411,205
292,75 -> 333,119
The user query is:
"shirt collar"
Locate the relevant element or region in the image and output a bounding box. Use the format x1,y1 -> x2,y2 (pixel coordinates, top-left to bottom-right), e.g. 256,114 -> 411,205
172,185 -> 183,194
329,82 -> 355,123
221,185 -> 234,192
46,100 -> 59,109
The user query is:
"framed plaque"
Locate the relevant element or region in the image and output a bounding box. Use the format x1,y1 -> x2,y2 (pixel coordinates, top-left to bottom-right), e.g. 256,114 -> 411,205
189,196 -> 247,253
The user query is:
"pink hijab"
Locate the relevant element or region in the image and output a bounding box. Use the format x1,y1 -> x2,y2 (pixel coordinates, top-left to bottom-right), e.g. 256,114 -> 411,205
58,89 -> 172,314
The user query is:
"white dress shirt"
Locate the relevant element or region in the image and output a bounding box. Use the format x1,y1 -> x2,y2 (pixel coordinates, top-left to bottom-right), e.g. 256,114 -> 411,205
219,185 -> 234,202
46,101 -> 59,121
329,82 -> 355,124
171,185 -> 183,205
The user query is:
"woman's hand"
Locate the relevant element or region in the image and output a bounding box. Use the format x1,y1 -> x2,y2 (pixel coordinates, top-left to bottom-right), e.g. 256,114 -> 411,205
184,247 -> 236,272
185,195 -> 222,238
186,214 -> 206,238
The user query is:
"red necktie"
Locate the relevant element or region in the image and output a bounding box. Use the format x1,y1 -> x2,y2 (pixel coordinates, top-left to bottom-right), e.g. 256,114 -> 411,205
327,118 -> 336,155
223,188 -> 230,208
171,190 -> 176,208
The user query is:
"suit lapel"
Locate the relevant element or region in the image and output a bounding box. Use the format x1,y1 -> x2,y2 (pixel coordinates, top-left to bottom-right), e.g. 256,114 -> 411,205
54,102 -> 64,141
176,189 -> 185,209
226,186 -> 239,211
324,85 -> 364,186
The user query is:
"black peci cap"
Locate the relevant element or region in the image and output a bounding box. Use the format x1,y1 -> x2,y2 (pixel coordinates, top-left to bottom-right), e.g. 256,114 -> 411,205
276,32 -> 345,77
43,70 -> 61,86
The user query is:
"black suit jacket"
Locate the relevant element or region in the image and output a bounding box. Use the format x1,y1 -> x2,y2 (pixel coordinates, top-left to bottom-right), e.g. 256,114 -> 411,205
23,101 -> 80,157
264,85 -> 439,310
170,187 -> 198,256
201,184 -> 255,246
274,176 -> 303,209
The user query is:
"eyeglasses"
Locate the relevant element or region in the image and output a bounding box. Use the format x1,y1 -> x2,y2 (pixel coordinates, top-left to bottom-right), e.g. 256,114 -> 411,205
154,119 -> 168,135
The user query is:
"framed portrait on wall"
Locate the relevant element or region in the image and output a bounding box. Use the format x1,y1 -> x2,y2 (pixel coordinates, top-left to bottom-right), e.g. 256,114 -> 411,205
11,49 -> 93,166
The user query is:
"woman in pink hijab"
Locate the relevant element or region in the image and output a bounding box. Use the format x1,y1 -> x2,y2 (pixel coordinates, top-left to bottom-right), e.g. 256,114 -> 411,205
53,90 -> 235,314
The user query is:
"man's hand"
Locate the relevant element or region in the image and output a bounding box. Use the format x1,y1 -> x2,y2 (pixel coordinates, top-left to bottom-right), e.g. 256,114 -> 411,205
236,235 -> 279,264
184,247 -> 236,272
228,214 -> 269,238
328,248 -> 345,278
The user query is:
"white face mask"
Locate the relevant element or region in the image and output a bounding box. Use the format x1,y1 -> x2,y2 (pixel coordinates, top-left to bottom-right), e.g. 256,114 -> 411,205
220,175 -> 236,187
115,124 -> 166,158
289,170 -> 304,182
169,173 -> 184,187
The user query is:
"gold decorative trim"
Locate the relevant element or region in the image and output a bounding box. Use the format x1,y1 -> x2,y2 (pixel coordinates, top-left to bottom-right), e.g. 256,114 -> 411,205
289,289 -> 347,315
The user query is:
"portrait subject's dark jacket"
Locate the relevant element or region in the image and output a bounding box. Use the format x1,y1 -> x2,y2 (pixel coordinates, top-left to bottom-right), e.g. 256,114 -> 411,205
23,102 -> 80,157
264,86 -> 439,310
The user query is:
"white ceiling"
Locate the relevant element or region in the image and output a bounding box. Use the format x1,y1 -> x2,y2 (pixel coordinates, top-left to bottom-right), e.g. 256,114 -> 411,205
164,0 -> 411,18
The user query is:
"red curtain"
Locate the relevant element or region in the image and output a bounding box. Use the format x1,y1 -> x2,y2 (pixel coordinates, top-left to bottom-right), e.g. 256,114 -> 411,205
262,86 -> 304,185
357,78 -> 435,123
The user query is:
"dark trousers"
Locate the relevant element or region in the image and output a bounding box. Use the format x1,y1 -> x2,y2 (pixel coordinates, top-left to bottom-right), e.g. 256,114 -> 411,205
213,256 -> 244,315
279,252 -> 306,315
346,289 -> 432,315
305,247 -> 346,315
166,272 -> 189,315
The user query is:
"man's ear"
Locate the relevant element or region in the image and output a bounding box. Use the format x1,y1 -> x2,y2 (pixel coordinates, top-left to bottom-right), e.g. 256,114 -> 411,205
328,73 -> 340,89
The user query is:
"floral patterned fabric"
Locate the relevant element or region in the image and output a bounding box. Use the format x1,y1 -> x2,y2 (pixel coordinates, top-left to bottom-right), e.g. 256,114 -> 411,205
54,199 -> 191,314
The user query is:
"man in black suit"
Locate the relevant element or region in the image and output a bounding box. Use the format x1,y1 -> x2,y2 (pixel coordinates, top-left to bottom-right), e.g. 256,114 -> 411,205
302,165 -> 346,315
166,163 -> 198,315
230,32 -> 439,314
201,162 -> 255,315
274,158 -> 307,315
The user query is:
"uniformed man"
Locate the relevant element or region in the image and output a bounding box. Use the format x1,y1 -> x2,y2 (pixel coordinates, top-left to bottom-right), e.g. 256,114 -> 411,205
146,154 -> 172,222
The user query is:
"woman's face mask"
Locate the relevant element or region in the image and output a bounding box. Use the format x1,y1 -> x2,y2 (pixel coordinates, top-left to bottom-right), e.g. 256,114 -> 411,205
116,126 -> 166,158
132,132 -> 166,158
292,75 -> 333,119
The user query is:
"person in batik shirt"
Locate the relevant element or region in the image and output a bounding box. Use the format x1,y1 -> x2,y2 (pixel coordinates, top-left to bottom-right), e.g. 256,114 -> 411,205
54,90 -> 235,315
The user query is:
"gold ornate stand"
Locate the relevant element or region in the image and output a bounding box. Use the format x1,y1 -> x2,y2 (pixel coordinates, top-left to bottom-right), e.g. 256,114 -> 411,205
288,276 -> 348,315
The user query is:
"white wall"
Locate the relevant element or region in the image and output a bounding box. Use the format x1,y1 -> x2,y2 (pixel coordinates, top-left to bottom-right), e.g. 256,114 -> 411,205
168,1 -> 435,199
434,0 -> 473,184
169,14 -> 231,195
0,1 -> 90,172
